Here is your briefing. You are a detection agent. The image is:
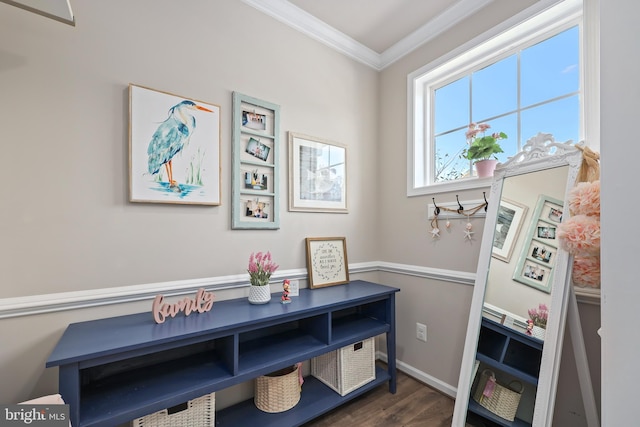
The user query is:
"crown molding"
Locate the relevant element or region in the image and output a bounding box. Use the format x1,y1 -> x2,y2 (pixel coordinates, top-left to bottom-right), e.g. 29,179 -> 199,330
379,0 -> 494,69
241,0 -> 381,69
241,0 -> 495,71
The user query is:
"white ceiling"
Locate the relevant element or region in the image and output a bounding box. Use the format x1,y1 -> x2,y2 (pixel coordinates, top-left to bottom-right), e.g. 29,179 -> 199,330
4,0 -> 500,69
241,0 -> 496,70
288,0 -> 455,53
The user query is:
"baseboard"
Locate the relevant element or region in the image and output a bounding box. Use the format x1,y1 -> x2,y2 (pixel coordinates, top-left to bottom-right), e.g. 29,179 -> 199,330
376,351 -> 457,398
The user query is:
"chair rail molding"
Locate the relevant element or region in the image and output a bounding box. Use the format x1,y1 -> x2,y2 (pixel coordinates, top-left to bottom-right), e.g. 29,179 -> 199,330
0,261 -> 597,319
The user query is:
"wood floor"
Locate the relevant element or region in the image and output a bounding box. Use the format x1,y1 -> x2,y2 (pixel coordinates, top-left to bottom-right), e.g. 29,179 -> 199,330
302,366 -> 456,427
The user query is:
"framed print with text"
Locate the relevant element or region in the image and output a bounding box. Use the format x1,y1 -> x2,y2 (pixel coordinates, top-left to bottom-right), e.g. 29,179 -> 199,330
305,237 -> 349,289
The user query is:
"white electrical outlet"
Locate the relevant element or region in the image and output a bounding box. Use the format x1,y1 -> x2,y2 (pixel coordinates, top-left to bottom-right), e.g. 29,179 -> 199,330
416,322 -> 427,342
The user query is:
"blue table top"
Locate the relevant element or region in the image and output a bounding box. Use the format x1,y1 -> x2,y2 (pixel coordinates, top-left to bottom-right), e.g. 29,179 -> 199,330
46,280 -> 399,367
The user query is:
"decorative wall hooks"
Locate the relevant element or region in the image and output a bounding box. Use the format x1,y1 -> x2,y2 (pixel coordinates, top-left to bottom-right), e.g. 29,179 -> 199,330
428,195 -> 489,240
456,195 -> 464,214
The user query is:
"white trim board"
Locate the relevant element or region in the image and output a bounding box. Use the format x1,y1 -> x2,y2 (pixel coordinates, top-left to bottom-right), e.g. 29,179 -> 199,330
241,0 -> 567,71
0,262 -> 472,319
0,261 -> 598,319
376,351 -> 457,398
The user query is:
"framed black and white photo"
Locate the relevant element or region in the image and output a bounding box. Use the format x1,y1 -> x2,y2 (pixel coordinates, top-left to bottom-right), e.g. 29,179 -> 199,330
289,132 -> 347,213
492,198 -> 528,263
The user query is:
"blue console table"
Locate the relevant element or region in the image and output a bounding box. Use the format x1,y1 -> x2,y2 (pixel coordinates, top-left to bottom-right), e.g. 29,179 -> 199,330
46,280 -> 399,427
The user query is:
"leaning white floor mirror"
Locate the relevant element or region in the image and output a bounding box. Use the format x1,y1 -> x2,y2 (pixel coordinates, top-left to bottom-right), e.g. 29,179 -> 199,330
452,134 -> 583,426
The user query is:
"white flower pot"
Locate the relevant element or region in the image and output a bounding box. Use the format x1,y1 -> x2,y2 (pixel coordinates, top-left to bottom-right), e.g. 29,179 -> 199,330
531,325 -> 546,341
248,284 -> 271,304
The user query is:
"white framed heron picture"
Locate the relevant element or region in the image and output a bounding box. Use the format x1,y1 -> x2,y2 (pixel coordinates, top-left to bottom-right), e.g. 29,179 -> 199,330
129,84 -> 221,205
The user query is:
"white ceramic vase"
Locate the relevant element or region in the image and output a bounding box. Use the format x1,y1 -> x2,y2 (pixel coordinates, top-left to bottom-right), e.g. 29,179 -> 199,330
531,325 -> 546,341
248,284 -> 272,304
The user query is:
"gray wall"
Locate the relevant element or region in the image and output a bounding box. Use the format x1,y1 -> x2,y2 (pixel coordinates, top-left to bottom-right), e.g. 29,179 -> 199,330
0,0 -> 380,299
0,0 -> 611,425
0,0 -> 379,403
376,0 -> 601,424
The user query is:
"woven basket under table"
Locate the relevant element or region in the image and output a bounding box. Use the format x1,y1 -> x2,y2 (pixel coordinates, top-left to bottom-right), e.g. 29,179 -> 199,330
131,392 -> 215,427
254,365 -> 301,413
472,369 -> 523,422
311,338 -> 375,396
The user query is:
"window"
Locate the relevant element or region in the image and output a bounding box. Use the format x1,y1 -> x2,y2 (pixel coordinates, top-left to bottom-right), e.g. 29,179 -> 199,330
408,0 -> 585,195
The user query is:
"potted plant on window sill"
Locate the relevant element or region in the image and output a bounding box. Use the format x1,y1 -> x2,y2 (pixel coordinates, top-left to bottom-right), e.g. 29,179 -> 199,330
462,123 -> 507,178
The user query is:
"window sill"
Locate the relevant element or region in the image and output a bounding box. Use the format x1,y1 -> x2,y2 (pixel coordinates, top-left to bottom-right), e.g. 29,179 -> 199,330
408,176 -> 493,197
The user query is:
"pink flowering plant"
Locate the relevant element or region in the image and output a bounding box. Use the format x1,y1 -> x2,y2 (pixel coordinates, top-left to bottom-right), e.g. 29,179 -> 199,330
461,122 -> 507,162
247,251 -> 279,286
528,303 -> 549,329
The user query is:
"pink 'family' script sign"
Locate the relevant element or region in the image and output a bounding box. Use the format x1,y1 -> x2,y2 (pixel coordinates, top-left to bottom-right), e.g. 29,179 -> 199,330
152,288 -> 215,324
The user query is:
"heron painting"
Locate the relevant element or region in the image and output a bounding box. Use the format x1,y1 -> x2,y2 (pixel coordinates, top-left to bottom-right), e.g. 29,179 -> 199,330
129,85 -> 221,205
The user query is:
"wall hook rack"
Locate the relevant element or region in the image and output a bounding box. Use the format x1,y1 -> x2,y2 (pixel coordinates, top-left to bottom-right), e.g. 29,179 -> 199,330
427,197 -> 488,220
456,195 -> 464,214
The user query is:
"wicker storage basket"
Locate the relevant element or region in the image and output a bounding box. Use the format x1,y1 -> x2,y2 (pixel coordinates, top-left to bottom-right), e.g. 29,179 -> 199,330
254,365 -> 301,413
311,338 -> 375,396
131,392 -> 215,427
473,370 -> 523,422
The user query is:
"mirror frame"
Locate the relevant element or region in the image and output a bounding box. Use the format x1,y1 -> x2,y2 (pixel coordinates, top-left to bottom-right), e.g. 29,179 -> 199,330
452,133 -> 583,426
0,0 -> 75,26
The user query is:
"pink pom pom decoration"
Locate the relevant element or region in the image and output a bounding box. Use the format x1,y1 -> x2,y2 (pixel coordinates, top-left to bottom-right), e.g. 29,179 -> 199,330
557,214 -> 600,256
572,255 -> 601,288
568,180 -> 600,217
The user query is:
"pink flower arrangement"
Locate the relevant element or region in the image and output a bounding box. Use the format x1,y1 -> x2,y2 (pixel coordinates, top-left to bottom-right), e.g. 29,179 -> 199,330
528,303 -> 548,329
557,215 -> 600,257
465,122 -> 491,139
247,251 -> 279,286
572,255 -> 601,288
568,180 -> 600,217
461,122 -> 506,161
559,178 -> 601,288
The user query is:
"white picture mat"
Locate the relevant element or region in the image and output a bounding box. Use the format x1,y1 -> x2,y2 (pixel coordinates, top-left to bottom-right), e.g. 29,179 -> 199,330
129,85 -> 221,205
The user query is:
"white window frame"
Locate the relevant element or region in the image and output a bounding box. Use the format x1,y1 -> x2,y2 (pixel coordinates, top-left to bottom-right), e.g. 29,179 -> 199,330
407,0 -> 594,196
